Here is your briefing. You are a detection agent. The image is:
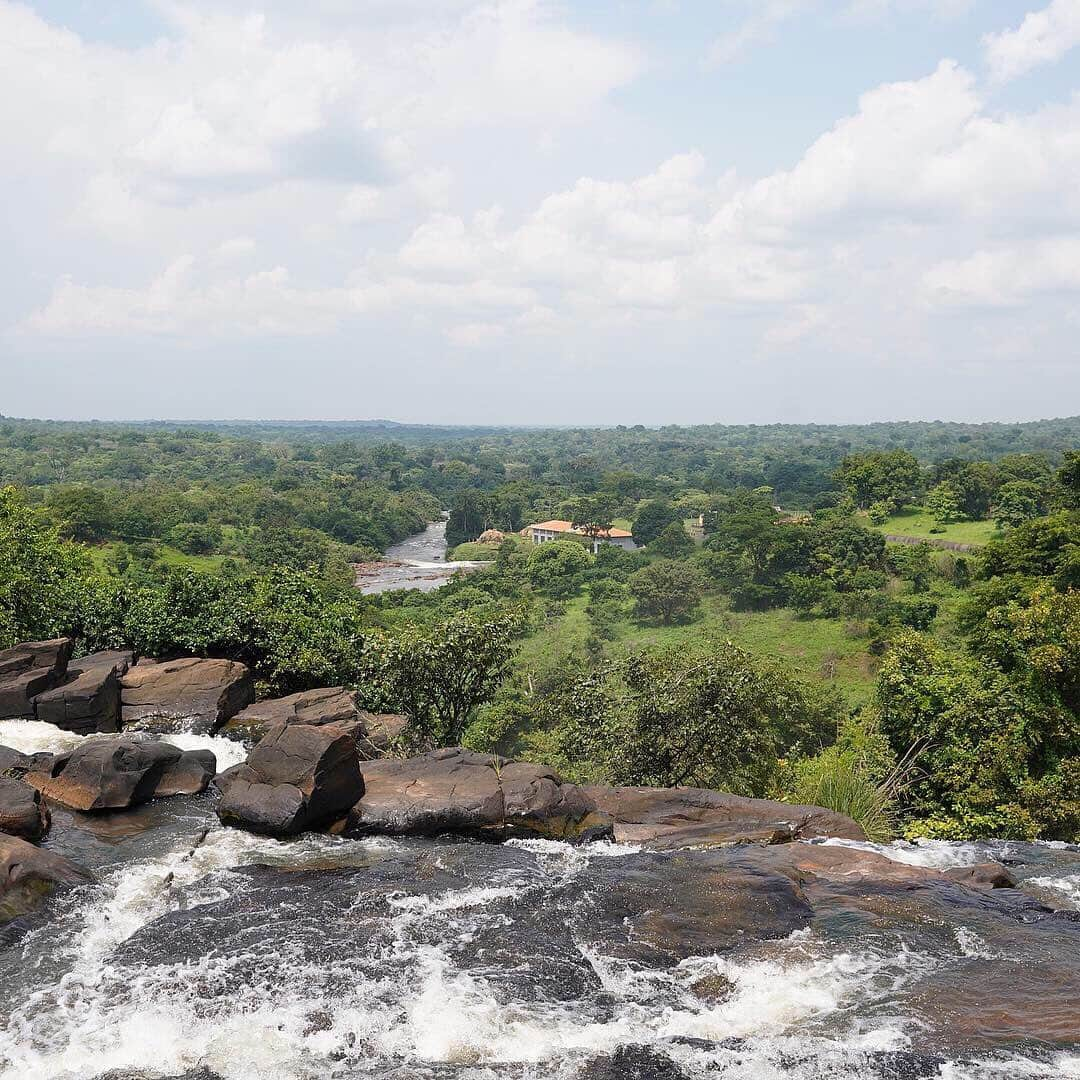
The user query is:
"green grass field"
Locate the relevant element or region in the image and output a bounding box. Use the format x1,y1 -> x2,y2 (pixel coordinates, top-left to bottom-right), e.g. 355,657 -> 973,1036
869,507 -> 1000,546
515,594 -> 881,707
86,540 -> 227,574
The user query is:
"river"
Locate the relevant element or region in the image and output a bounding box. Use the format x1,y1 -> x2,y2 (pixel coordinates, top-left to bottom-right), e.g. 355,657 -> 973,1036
355,521 -> 491,595
1,720 -> 1080,1080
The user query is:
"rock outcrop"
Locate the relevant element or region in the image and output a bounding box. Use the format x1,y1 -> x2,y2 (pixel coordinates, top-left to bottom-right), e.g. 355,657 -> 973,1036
581,784 -> 866,847
342,748 -> 613,842
120,658 -> 254,734
0,833 -> 92,921
216,722 -> 364,836
24,739 -> 216,812
0,776 -> 50,840
34,650 -> 132,734
220,688 -> 406,759
221,686 -> 360,743
0,637 -> 73,718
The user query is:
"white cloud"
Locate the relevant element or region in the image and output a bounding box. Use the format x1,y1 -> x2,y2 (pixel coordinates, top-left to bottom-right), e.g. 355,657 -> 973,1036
4,0 -> 1080,422
923,237 -> 1080,307
707,1 -> 809,65
984,0 -> 1080,83
446,321 -> 506,347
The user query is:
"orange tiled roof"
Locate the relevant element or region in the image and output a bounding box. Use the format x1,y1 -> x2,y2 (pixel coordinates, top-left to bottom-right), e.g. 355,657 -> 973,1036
527,520 -> 633,539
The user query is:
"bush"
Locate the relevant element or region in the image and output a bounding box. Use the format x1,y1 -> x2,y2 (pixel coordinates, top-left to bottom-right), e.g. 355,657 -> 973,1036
628,559 -> 707,624
545,641 -> 840,794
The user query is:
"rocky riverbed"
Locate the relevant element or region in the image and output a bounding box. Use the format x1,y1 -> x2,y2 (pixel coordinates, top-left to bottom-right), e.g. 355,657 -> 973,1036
1,639 -> 1079,1080
354,521 -> 490,595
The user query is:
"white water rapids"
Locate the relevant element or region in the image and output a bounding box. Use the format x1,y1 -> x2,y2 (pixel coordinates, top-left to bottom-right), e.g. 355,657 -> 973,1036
1,721 -> 1079,1080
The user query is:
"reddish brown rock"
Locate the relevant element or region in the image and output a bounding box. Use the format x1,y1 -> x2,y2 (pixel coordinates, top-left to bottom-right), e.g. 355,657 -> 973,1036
0,637 -> 73,718
221,686 -> 360,744
25,739 -> 215,811
343,748 -> 612,842
581,785 -> 866,848
0,776 -> 50,840
34,651 -> 132,735
120,657 -> 254,734
216,722 -> 364,837
355,712 -> 407,757
0,833 -> 92,920
943,862 -> 1018,890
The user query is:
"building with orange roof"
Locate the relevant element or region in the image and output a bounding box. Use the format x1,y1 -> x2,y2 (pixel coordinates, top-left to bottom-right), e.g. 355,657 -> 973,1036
522,519 -> 637,553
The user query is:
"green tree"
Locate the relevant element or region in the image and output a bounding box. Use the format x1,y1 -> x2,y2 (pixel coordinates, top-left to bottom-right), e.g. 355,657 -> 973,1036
546,642 -> 838,792
648,520 -> 694,558
631,498 -> 682,547
628,559 -> 707,624
0,487 -> 93,647
527,539 -> 591,599
925,482 -> 961,525
994,480 -> 1043,530
835,450 -> 922,511
357,610 -> 521,746
875,631 -> 1079,840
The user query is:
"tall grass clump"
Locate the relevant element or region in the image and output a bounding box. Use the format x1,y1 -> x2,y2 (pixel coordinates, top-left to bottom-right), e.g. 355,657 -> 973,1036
782,717 -> 919,842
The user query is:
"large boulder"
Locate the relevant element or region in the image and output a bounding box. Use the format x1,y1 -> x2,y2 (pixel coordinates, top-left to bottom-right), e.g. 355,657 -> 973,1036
0,833 -> 92,921
581,784 -> 866,848
342,748 -> 613,842
216,722 -> 364,836
24,739 -> 216,812
34,650 -> 132,735
221,686 -> 361,743
120,657 -> 254,734
356,711 -> 408,757
0,776 -> 50,840
0,637 -> 73,718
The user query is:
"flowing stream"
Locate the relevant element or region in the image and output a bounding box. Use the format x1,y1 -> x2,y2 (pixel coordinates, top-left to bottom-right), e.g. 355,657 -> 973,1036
2,720 -> 1080,1080
355,521 -> 490,595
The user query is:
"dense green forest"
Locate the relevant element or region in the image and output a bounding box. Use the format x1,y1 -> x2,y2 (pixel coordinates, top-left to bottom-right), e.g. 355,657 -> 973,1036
1,415 -> 1078,843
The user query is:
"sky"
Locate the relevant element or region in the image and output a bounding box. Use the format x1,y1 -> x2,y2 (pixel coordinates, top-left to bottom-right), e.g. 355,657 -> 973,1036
2,0 -> 1079,425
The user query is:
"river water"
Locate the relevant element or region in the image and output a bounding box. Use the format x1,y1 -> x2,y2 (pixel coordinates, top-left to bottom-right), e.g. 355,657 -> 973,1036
355,522 -> 490,595
1,718 -> 1080,1080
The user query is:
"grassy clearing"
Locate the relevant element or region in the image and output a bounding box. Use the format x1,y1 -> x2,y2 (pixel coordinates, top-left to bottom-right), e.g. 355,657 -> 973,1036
869,507 -> 1000,546
86,540 -> 227,574
514,593 -> 880,707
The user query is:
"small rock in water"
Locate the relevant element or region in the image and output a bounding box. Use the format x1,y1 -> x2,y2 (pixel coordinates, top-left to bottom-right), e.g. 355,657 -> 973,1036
688,972 -> 736,1002
0,775 -> 50,840
578,1045 -> 691,1080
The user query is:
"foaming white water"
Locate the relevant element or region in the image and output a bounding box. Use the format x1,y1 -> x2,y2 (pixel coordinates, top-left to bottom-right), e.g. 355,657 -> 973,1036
0,717 -> 246,770
818,837 -> 992,869
0,718 -> 84,755
0,826 -> 398,1080
507,837 -> 643,858
163,731 -> 247,770
1028,873 -> 1080,908
941,1054 -> 1080,1078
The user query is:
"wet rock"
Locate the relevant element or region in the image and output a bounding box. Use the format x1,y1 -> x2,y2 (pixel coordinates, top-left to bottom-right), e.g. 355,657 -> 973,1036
342,747 -> 613,842
581,784 -> 866,848
0,833 -> 92,921
0,745 -> 33,777
120,657 -> 254,734
943,862 -> 1017,889
154,748 -> 217,798
34,650 -> 131,734
221,686 -> 361,743
93,1071 -> 224,1080
24,739 -> 215,811
577,1045 -> 691,1080
0,776 -> 50,840
216,721 -> 364,836
355,711 -> 408,757
0,637 -> 73,718
688,972 -> 735,1002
